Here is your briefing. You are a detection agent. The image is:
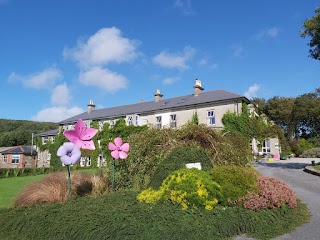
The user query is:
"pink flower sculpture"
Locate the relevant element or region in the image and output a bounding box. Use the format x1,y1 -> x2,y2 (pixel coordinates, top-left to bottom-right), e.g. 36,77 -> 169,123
108,137 -> 130,159
57,142 -> 81,165
63,119 -> 98,150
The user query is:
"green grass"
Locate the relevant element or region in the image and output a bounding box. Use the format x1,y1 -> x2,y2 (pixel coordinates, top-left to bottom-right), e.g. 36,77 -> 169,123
0,191 -> 311,240
0,174 -> 45,208
313,164 -> 320,170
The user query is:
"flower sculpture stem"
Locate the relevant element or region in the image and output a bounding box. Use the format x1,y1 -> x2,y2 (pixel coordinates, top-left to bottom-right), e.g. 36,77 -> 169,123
108,137 -> 130,192
112,158 -> 115,191
67,165 -> 71,200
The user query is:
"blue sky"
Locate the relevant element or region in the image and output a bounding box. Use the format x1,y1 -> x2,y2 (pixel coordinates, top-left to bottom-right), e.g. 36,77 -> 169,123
0,0 -> 319,122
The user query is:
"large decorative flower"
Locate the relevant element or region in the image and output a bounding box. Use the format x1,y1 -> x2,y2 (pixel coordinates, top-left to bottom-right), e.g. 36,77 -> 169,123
63,119 -> 98,150
108,137 -> 130,159
57,142 -> 81,165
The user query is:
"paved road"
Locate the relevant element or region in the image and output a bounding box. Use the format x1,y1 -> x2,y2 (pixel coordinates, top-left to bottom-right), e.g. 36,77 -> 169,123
236,158 -> 320,240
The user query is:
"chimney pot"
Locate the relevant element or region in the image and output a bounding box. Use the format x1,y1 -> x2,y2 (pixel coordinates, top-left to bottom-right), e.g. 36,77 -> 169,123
154,89 -> 163,102
87,100 -> 95,114
193,79 -> 204,96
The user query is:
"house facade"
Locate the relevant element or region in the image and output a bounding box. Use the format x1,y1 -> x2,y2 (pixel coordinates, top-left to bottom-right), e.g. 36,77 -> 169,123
0,146 -> 37,168
35,80 -> 280,167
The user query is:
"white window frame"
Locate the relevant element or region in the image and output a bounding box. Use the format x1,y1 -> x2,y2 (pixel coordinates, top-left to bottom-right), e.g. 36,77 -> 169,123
156,116 -> 162,129
42,136 -> 48,144
170,114 -> 177,128
3,154 -> 7,163
80,157 -> 91,167
47,153 -> 51,160
126,115 -> 133,126
207,110 -> 215,126
12,155 -> 20,164
262,139 -> 271,153
135,115 -> 139,126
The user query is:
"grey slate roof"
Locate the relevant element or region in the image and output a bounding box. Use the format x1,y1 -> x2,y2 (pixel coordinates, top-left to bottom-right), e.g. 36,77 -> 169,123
34,129 -> 59,137
0,146 -> 37,156
59,89 -> 249,125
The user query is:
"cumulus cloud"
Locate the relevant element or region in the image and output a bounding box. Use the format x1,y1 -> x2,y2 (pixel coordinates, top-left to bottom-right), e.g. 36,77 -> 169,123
8,68 -> 62,89
256,27 -> 279,39
153,46 -> 196,70
163,77 -> 180,85
79,66 -> 128,92
244,84 -> 260,99
51,83 -> 71,106
64,27 -> 139,67
32,106 -> 84,123
174,0 -> 195,15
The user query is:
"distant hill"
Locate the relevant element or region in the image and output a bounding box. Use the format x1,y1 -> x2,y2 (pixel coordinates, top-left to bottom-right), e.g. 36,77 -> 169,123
0,119 -> 58,147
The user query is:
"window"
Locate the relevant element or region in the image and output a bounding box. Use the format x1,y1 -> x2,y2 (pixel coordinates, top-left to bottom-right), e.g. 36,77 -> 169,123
135,115 -> 139,126
126,116 -> 133,126
12,155 -> 20,164
262,139 -> 271,154
156,116 -> 162,129
47,153 -> 51,160
3,155 -> 7,163
80,157 -> 91,167
51,136 -> 55,143
42,137 -> 48,144
170,114 -> 177,128
207,110 -> 215,126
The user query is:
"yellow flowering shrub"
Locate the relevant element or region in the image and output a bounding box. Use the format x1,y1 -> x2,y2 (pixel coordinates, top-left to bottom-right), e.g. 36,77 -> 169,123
137,168 -> 224,210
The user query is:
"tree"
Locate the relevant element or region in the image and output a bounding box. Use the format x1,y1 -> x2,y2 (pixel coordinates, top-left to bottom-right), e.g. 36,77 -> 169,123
265,97 -> 296,139
301,7 -> 320,60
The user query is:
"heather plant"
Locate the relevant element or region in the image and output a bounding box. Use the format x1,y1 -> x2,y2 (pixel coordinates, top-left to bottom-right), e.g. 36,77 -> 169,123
210,166 -> 259,202
14,172 -> 107,207
137,168 -> 224,210
232,175 -> 297,211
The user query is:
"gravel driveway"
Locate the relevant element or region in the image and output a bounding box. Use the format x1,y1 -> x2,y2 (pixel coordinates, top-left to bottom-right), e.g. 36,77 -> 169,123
235,158 -> 320,240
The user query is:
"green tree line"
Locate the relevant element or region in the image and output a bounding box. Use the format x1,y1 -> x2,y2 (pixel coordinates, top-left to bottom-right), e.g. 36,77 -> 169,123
0,119 -> 58,147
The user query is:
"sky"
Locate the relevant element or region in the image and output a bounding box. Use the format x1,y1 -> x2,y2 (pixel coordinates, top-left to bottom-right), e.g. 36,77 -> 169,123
0,0 -> 319,122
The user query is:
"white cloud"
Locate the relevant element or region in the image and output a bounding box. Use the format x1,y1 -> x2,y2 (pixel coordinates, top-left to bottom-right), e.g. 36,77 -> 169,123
32,106 -> 84,123
153,46 -> 196,69
230,45 -> 245,58
244,84 -> 260,99
8,68 -> 62,89
174,0 -> 195,15
64,27 -> 139,67
79,66 -> 128,92
163,77 -> 180,85
198,58 -> 218,69
256,27 -> 279,39
51,83 -> 71,106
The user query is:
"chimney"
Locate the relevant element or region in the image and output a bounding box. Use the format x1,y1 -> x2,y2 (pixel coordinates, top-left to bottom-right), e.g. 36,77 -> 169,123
154,89 -> 163,102
193,79 -> 204,96
87,100 -> 95,114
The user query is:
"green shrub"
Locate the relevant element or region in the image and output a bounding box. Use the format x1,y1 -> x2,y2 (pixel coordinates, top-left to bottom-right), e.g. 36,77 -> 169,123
300,148 -> 320,158
210,166 -> 259,202
138,168 -> 224,210
149,145 -> 211,188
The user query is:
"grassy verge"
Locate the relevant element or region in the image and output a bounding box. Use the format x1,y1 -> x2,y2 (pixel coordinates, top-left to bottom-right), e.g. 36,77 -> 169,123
0,191 -> 310,240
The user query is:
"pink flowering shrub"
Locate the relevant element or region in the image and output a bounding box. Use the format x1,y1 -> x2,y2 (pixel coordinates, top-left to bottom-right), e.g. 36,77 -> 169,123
231,175 -> 297,211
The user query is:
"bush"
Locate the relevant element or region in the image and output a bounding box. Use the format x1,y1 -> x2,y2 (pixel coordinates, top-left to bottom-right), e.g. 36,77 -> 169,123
137,168 -> 224,210
233,175 -> 297,211
0,167 -> 53,179
210,166 -> 259,202
115,124 -> 253,191
149,145 -> 211,188
14,172 -> 107,206
300,148 -> 320,158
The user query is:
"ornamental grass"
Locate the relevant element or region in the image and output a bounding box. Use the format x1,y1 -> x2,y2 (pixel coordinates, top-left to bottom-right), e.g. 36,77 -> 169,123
14,172 -> 107,207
